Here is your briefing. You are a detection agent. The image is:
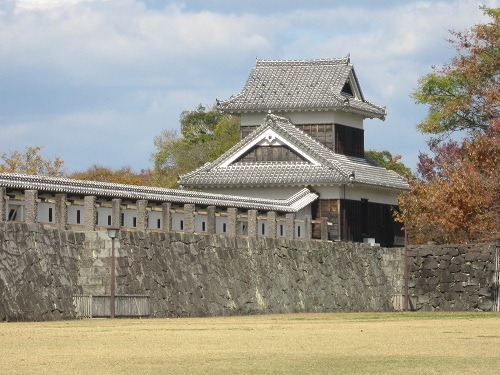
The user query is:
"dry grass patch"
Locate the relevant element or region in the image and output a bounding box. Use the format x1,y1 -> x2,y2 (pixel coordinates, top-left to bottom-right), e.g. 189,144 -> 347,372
1,312 -> 499,374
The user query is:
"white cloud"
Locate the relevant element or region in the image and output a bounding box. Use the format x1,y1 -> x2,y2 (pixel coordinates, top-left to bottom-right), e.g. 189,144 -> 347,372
14,0 -> 103,12
1,0 -> 499,172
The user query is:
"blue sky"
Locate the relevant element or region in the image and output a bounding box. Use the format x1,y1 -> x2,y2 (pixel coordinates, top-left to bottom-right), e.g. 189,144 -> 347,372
0,0 -> 498,174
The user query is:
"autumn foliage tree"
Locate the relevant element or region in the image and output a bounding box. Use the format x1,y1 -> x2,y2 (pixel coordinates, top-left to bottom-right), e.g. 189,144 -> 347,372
399,7 -> 500,244
0,145 -> 65,176
70,165 -> 153,186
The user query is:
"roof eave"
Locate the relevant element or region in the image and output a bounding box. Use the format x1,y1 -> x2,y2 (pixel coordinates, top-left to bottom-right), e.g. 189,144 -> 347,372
218,105 -> 386,120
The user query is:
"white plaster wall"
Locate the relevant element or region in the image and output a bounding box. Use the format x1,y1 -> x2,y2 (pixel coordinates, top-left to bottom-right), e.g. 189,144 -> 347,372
5,200 -> 24,221
97,207 -> 112,227
68,205 -> 83,225
195,214 -> 207,232
37,202 -> 55,223
148,211 -> 162,230
277,220 -> 286,238
295,223 -> 304,238
122,208 -> 137,228
240,110 -> 364,129
315,185 -> 400,205
216,215 -> 228,234
200,187 -> 304,200
295,206 -> 310,218
172,213 -> 183,231
257,219 -> 267,236
238,219 -> 248,235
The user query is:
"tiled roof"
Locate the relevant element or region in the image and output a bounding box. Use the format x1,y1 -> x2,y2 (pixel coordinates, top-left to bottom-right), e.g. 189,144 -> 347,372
179,114 -> 409,191
217,57 -> 386,119
0,172 -> 318,213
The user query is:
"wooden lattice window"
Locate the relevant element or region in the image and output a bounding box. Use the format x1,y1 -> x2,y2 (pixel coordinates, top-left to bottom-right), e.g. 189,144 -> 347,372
241,125 -> 259,140
334,124 -> 364,158
295,124 -> 334,150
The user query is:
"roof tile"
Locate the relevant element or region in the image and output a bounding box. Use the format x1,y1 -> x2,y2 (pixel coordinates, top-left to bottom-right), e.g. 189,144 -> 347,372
217,58 -> 386,119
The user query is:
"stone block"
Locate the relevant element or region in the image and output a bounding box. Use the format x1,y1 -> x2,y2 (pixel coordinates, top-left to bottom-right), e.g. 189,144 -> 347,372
477,287 -> 491,297
84,196 -> 97,230
418,247 -> 435,257
0,187 -> 5,222
266,211 -> 277,239
448,248 -> 460,257
285,213 -> 295,239
465,285 -> 479,294
458,245 -> 473,254
247,210 -> 257,237
461,262 -> 472,273
465,252 -> 481,262
112,199 -> 122,228
454,273 -> 468,282
448,264 -> 461,273
422,258 -> 439,270
136,200 -> 148,231
438,260 -> 450,269
452,283 -> 465,292
421,269 -> 436,278
439,283 -> 452,292
206,206 -> 216,234
25,190 -> 38,224
440,272 -> 454,283
471,262 -> 485,271
55,194 -> 68,231
162,203 -> 172,233
480,252 -> 492,262
303,215 -> 312,240
227,208 -> 238,237
427,276 -> 440,285
477,298 -> 493,311
183,204 -> 195,233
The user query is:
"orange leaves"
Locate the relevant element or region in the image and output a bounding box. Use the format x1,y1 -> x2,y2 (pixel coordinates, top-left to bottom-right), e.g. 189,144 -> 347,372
399,127 -> 499,244
70,165 -> 153,186
401,8 -> 500,244
0,145 -> 65,177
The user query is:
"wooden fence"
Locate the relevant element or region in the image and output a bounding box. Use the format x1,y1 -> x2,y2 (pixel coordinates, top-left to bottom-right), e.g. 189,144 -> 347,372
73,295 -> 150,318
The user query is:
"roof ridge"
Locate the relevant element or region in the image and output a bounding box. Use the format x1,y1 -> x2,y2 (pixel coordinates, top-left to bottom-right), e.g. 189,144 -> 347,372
0,172 -> 319,212
256,57 -> 350,66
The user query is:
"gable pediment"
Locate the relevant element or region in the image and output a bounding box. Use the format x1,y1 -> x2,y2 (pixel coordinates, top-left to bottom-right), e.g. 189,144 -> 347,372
341,81 -> 354,96
341,70 -> 363,100
235,144 -> 307,163
219,127 -> 321,167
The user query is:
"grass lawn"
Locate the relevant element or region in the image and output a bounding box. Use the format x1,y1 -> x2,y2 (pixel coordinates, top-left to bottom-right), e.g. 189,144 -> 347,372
1,312 -> 499,374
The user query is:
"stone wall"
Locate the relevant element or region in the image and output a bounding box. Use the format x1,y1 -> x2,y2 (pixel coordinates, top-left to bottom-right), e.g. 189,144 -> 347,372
0,222 -> 83,321
407,243 -> 499,311
2,222 -> 497,321
79,231 -> 405,317
1,222 -> 405,320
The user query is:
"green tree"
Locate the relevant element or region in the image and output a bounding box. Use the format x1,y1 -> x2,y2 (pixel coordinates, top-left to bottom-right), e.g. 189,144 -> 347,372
151,105 -> 239,187
365,150 -> 411,177
0,145 -> 65,176
412,7 -> 499,144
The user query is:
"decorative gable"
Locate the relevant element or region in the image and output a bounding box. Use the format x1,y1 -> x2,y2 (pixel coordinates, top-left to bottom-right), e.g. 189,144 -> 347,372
236,144 -> 307,163
341,81 -> 354,96
218,126 -> 321,168
178,114 -> 409,191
